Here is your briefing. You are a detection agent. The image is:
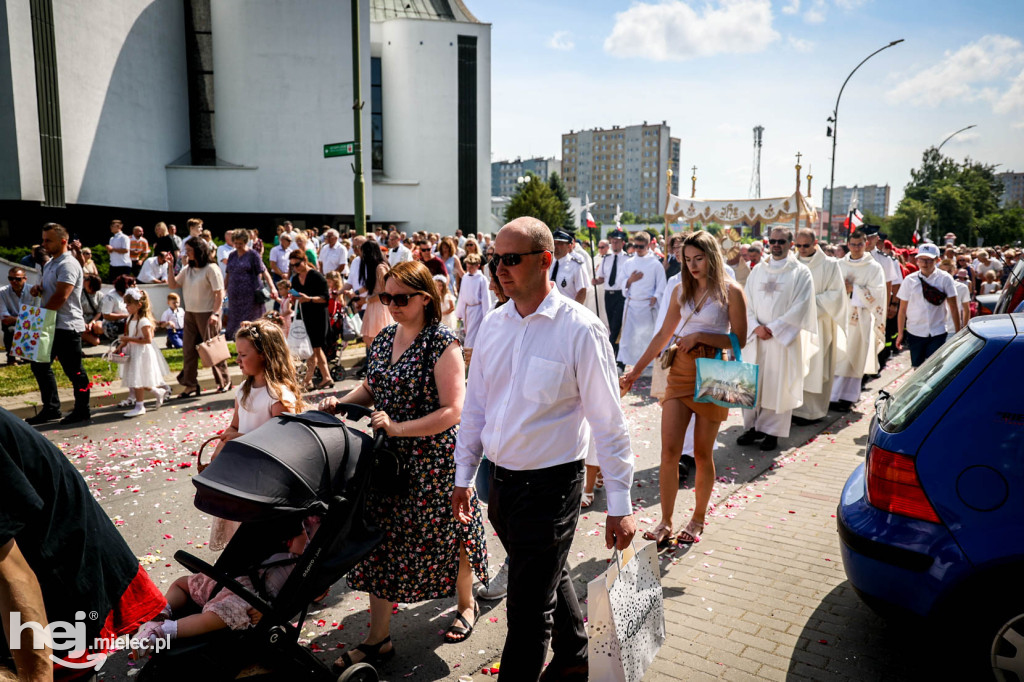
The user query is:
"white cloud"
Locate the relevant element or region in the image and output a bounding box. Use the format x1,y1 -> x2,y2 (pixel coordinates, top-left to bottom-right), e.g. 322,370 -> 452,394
803,0 -> 826,23
788,36 -> 815,52
941,129 -> 980,145
547,30 -> 574,51
834,0 -> 869,8
996,68 -> 1024,114
603,0 -> 779,61
888,34 -> 1024,107
781,0 -> 800,15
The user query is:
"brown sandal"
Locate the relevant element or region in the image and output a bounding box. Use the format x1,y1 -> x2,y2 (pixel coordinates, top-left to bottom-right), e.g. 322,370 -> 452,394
677,519 -> 704,544
642,522 -> 674,548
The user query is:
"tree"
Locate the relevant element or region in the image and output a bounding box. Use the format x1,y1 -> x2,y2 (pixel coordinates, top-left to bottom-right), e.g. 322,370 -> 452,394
887,197 -> 936,245
932,184 -> 975,239
620,211 -> 638,225
977,207 -> 1024,246
504,172 -> 565,230
547,172 -> 576,230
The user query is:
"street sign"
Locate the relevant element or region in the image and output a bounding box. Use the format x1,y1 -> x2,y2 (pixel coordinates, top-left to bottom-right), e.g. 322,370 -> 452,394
324,142 -> 355,158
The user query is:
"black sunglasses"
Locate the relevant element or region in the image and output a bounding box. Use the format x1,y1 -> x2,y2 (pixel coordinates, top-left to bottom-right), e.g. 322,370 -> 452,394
8,276 -> 25,281
488,250 -> 547,268
379,292 -> 424,307
632,242 -> 648,248
768,239 -> 790,245
795,243 -> 814,249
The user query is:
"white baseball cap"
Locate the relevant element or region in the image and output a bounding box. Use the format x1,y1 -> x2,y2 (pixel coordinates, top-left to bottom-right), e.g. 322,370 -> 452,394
916,243 -> 940,260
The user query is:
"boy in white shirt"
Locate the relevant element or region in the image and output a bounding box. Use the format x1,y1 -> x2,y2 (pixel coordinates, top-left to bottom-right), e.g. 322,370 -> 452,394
159,293 -> 185,348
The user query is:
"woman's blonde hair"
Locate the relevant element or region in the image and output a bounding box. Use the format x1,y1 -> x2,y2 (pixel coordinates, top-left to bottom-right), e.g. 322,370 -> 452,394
678,231 -> 728,307
234,319 -> 305,414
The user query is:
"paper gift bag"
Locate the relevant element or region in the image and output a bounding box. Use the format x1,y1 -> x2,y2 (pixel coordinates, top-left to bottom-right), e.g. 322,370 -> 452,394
11,299 -> 56,363
588,541 -> 665,682
694,332 -> 759,409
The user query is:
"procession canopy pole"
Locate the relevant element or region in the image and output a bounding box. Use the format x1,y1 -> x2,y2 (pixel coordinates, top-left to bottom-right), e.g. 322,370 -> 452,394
690,166 -> 697,232
806,167 -> 814,233
794,152 -> 803,233
664,169 -> 673,245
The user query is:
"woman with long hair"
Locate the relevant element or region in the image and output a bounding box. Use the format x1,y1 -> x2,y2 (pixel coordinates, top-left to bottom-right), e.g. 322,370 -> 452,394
320,261 -> 488,672
438,237 -> 464,293
358,240 -> 393,348
620,231 -> 747,546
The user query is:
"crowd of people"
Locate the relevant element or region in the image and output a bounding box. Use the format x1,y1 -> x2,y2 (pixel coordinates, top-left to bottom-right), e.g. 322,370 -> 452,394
2,212 -> 1020,681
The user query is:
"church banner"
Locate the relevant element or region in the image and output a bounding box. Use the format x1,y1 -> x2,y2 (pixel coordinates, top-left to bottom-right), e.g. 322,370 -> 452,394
664,192 -> 817,226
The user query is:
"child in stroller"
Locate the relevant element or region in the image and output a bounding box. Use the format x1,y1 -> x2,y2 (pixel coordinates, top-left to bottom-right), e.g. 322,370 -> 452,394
136,518 -> 315,645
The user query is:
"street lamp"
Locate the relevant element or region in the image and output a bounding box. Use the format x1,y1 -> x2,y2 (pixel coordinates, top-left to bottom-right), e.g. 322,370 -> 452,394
937,124 -> 977,153
826,38 -> 904,242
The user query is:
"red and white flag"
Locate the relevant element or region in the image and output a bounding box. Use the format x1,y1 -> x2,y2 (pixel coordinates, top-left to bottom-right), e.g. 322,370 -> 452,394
843,209 -> 864,232
912,217 -> 921,245
584,194 -> 596,228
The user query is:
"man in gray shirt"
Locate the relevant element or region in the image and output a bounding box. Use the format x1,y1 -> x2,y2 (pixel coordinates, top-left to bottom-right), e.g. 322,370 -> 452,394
25,223 -> 91,426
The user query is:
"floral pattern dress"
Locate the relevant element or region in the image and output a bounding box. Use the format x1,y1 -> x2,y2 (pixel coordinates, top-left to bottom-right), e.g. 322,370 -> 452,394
347,323 -> 488,602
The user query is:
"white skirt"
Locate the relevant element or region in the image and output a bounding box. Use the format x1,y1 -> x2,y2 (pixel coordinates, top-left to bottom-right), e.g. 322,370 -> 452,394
120,342 -> 172,389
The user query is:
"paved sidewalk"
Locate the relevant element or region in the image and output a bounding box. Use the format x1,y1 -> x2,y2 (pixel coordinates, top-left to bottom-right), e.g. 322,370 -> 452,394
645,364 -> 923,681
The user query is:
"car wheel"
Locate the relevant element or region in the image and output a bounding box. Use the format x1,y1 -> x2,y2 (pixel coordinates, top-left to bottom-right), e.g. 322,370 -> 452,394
992,607 -> 1024,682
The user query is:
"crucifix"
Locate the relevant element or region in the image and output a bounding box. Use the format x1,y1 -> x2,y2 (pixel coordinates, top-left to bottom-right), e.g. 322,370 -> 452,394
690,165 -> 698,199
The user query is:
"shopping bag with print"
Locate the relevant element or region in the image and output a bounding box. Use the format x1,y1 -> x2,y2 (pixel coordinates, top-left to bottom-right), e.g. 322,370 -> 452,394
588,540 -> 665,682
10,299 -> 56,363
694,332 -> 759,409
287,308 -> 313,361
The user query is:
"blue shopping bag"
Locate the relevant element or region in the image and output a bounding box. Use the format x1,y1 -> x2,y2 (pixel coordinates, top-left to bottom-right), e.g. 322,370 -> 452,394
693,332 -> 759,409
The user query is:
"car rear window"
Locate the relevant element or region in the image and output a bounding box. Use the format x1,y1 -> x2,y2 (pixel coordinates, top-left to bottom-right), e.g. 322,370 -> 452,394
995,259 -> 1024,314
878,330 -> 985,433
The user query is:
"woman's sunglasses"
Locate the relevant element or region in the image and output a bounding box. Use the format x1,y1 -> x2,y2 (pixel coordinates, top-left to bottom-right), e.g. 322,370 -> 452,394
488,250 -> 547,268
379,292 -> 424,307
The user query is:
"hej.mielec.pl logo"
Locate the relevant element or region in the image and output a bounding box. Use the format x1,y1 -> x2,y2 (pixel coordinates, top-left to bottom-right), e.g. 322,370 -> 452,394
8,610 -> 169,670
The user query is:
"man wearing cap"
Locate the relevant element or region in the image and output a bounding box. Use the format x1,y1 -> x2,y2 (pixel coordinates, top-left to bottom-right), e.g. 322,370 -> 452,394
864,226 -> 902,369
792,228 -> 848,423
593,229 -> 630,365
549,230 -> 587,304
616,231 -> 666,371
896,243 -> 961,367
830,230 -> 887,412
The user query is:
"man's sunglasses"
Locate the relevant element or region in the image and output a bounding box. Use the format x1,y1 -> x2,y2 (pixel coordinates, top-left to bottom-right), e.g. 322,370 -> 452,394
768,239 -> 790,245
379,292 -> 424,307
795,243 -> 814,249
632,242 -> 648,249
8,276 -> 25,281
488,250 -> 547,268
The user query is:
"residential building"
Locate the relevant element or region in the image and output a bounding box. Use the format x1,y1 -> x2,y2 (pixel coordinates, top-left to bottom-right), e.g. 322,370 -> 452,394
997,171 -> 1024,208
561,122 -> 680,223
0,0 -> 490,241
491,157 -> 561,197
821,185 -> 891,220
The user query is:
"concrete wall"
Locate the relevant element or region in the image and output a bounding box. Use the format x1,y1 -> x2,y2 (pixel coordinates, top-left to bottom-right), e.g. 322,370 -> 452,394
0,0 -> 44,202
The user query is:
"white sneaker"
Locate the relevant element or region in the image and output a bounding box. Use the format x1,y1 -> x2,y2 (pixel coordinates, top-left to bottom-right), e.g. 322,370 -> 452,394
475,560 -> 509,600
117,396 -> 136,408
124,403 -> 147,418
154,387 -> 167,411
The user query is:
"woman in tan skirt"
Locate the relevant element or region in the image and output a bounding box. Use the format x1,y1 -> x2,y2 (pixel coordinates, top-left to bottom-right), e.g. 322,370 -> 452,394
620,231 -> 747,545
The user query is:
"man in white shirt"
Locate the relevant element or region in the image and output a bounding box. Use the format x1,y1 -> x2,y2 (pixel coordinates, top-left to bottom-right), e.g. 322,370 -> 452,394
387,231 -> 412,266
105,220 -> 132,280
318,229 -> 348,275
865,226 -> 902,368
896,243 -> 960,367
617,231 -> 666,370
453,217 -> 636,682
269,232 -> 295,282
136,251 -> 169,283
215,230 -> 234,278
593,229 -> 629,363
548,230 -> 587,304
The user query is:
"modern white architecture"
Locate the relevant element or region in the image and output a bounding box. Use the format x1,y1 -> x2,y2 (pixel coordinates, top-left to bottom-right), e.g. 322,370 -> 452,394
0,0 -> 490,241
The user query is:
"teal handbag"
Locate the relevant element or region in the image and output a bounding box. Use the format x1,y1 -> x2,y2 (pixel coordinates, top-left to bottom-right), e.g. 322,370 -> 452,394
693,332 -> 759,409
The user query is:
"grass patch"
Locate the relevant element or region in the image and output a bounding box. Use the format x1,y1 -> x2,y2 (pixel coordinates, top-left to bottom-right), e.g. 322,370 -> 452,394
0,343 -> 237,397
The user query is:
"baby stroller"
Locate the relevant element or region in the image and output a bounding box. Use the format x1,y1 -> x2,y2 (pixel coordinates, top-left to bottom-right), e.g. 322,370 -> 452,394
138,406 -> 390,681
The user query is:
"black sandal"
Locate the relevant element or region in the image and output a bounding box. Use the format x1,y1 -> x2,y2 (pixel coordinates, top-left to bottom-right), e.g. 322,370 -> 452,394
332,636 -> 395,673
172,387 -> 201,400
444,601 -> 479,644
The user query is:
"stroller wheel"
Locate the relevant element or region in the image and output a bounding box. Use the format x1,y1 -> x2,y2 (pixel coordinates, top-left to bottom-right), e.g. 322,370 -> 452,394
337,662 -> 378,682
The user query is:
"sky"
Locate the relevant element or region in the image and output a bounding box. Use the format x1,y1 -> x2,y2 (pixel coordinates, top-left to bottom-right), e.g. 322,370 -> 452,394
469,0 -> 1024,213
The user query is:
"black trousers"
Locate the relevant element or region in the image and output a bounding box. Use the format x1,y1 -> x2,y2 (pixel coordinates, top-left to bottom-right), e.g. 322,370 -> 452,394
489,460 -> 587,681
605,290 -> 625,358
2,323 -> 13,359
31,328 -> 90,414
109,265 -> 133,281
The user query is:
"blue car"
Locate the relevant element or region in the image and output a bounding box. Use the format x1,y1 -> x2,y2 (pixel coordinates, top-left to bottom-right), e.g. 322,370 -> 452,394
838,313 -> 1024,679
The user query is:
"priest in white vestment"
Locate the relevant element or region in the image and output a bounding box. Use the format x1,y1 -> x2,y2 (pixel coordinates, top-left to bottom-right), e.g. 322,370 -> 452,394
455,257 -> 491,349
617,232 -> 666,367
793,230 -> 848,422
830,230 -> 887,409
739,228 -> 818,450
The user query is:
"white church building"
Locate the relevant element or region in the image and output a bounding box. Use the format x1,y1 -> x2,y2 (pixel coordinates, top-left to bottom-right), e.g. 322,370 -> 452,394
0,0 -> 491,239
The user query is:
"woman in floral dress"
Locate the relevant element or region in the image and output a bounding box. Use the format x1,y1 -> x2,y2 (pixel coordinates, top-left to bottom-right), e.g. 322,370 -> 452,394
320,260 -> 488,673
225,229 -> 276,338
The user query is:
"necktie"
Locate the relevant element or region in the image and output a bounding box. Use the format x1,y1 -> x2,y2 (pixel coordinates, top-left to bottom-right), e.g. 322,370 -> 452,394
609,254 -> 618,287
551,260 -> 559,282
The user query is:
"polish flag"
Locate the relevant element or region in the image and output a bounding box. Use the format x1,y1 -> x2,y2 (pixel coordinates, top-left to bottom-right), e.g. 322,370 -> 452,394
843,209 -> 864,232
912,218 -> 920,245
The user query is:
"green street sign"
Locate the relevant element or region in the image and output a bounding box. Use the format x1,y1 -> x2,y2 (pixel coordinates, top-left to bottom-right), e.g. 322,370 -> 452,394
324,142 -> 355,158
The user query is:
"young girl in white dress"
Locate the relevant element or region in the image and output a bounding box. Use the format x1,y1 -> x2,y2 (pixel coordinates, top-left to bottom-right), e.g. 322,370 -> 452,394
435,274 -> 458,330
119,288 -> 171,418
208,318 -> 305,550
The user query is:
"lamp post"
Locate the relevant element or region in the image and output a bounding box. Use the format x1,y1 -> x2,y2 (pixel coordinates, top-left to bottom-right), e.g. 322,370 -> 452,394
826,39 -> 904,242
937,124 -> 977,153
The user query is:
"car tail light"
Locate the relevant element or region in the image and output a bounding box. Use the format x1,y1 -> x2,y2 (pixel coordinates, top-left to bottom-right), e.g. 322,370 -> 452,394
866,446 -> 941,523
